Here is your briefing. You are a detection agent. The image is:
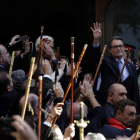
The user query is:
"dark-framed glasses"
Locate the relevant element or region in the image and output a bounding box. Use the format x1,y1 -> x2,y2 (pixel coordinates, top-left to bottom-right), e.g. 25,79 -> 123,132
111,45 -> 124,50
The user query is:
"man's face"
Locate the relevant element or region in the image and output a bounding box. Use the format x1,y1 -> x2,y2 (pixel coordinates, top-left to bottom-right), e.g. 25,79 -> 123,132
42,38 -> 54,48
119,105 -> 136,127
111,85 -> 127,105
0,46 -> 11,67
109,40 -> 124,59
6,74 -> 13,92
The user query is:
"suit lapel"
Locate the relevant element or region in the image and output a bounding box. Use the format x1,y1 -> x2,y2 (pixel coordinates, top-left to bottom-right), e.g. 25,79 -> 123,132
126,61 -> 132,75
108,56 -> 120,78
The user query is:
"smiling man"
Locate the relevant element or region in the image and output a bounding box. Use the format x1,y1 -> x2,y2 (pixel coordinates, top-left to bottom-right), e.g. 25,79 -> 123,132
91,22 -> 140,113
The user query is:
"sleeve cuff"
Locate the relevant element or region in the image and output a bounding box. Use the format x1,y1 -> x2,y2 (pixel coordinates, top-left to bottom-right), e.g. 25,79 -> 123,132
44,121 -> 52,127
92,43 -> 100,48
43,74 -> 52,80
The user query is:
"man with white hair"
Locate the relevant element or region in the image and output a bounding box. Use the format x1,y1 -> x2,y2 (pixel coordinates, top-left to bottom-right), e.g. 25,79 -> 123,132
35,35 -> 54,51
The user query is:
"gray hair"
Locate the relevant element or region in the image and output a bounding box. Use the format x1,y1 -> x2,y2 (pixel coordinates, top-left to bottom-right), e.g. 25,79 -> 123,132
86,133 -> 106,140
35,35 -> 54,51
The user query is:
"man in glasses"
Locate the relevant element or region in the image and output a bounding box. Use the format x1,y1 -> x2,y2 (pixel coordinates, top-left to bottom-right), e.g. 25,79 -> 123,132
91,22 -> 139,113
0,44 -> 11,72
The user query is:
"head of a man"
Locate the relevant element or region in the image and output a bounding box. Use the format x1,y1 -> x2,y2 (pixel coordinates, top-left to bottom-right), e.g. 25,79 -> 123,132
19,93 -> 39,121
35,35 -> 54,52
114,99 -> 136,127
67,102 -> 88,119
0,45 -> 11,67
109,36 -> 125,60
0,71 -> 13,94
107,83 -> 127,105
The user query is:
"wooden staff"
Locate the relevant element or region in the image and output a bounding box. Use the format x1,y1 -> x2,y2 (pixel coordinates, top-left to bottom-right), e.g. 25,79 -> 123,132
117,48 -> 131,83
38,76 -> 42,140
71,37 -> 74,125
134,119 -> 140,140
9,51 -> 15,76
51,44 -> 88,129
55,47 -> 60,83
92,45 -> 107,88
35,26 -> 44,87
21,57 -> 36,120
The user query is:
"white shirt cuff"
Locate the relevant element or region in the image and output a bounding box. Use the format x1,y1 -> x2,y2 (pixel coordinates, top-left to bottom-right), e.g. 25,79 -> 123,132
92,43 -> 100,48
20,53 -> 24,58
43,75 -> 52,80
44,121 -> 52,127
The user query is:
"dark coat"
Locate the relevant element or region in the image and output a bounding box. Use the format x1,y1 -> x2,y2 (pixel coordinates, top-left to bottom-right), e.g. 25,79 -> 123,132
97,124 -> 134,139
103,102 -> 115,121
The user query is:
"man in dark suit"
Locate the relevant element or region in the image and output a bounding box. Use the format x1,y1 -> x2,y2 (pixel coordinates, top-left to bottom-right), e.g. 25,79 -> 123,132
90,22 -> 140,113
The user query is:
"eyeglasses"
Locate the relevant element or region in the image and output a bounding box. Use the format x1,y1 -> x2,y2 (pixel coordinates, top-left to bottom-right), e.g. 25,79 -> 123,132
2,51 -> 9,55
111,45 -> 124,50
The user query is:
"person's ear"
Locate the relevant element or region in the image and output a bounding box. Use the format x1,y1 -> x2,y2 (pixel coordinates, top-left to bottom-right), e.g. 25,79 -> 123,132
109,92 -> 113,99
35,107 -> 39,115
109,48 -> 112,54
116,110 -> 122,118
0,56 -> 3,62
7,85 -> 10,92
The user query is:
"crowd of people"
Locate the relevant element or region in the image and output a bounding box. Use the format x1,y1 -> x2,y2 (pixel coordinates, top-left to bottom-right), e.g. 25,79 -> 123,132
0,22 -> 140,140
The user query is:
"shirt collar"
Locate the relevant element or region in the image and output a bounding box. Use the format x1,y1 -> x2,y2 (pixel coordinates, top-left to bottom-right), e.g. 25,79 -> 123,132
115,57 -> 124,64
0,65 -> 4,68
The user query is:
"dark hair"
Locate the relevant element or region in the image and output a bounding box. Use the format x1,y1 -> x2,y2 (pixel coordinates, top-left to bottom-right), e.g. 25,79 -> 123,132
109,36 -> 125,49
24,116 -> 36,130
107,85 -> 115,97
114,99 -> 136,116
0,71 -> 10,94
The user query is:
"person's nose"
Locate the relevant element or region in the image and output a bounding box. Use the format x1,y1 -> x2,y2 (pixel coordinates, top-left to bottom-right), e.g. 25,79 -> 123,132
123,94 -> 127,99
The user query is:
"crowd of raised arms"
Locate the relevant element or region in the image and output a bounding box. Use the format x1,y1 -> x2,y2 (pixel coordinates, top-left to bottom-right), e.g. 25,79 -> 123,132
0,22 -> 140,140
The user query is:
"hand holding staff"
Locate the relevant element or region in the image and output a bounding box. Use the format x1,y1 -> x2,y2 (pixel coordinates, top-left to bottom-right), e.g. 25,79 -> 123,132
9,51 -> 15,77
71,37 -> 74,125
55,47 -> 60,83
21,57 -> 35,120
51,44 -> 88,129
35,26 -> 44,87
38,76 -> 42,140
92,45 -> 107,88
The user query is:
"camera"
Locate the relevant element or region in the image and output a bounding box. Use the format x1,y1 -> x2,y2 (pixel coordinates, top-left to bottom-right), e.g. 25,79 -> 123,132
0,118 -> 16,132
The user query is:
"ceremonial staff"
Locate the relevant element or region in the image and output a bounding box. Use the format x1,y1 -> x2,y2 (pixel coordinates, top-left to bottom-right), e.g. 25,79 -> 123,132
51,44 -> 88,129
9,51 -> 15,77
35,26 -> 44,87
92,45 -> 107,88
74,102 -> 89,140
117,48 -> 131,83
21,57 -> 36,120
134,119 -> 140,140
71,37 -> 74,125
38,76 -> 42,140
55,47 -> 60,83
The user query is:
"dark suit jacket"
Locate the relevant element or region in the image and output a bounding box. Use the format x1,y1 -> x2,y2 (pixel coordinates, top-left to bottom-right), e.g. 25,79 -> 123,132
92,46 -> 140,113
97,124 -> 134,139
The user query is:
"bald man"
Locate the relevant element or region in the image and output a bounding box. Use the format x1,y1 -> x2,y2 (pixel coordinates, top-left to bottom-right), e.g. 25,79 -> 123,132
103,83 -> 127,120
19,93 -> 39,121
